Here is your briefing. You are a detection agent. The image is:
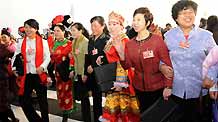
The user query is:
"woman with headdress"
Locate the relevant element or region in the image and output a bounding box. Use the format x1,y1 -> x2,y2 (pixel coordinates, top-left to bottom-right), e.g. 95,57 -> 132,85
0,43 -> 19,122
50,15 -> 74,122
0,28 -> 19,122
18,26 -> 25,38
98,11 -> 140,122
1,28 -> 16,53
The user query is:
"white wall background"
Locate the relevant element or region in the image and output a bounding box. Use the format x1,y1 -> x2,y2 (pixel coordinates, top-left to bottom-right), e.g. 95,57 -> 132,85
0,0 -> 217,37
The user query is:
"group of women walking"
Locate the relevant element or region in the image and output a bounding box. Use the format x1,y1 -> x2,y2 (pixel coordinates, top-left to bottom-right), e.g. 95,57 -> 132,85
0,0 -> 218,122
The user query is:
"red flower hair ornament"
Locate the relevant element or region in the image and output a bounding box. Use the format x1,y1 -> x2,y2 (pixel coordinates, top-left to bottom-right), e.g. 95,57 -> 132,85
50,15 -> 73,30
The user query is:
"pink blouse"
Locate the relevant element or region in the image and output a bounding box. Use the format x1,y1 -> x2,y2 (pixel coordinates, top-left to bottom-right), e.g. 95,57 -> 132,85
202,46 -> 218,79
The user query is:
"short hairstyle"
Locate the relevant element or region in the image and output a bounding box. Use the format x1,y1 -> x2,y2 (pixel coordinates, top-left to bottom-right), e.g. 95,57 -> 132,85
133,7 -> 153,29
172,0 -> 198,24
24,19 -> 39,30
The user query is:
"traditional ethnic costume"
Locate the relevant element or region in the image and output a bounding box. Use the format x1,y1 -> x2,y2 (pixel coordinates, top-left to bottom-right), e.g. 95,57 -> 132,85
51,38 -> 74,115
100,33 -> 140,122
0,44 -> 17,122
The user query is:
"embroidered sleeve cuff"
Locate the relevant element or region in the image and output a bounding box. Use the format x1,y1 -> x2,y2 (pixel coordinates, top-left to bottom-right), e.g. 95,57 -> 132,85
114,82 -> 129,88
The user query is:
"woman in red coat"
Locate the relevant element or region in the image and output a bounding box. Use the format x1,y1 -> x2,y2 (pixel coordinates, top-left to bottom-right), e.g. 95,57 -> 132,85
51,23 -> 74,122
114,7 -> 173,114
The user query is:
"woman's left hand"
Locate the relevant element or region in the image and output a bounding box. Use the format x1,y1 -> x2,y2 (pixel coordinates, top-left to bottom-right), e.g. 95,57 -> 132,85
163,87 -> 172,100
36,67 -> 44,74
96,56 -> 104,65
209,91 -> 218,100
160,64 -> 173,80
202,77 -> 214,89
111,86 -> 122,91
69,71 -> 74,79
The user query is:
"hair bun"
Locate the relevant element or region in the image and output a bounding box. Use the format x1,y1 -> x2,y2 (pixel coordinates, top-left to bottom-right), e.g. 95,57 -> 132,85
1,28 -> 11,37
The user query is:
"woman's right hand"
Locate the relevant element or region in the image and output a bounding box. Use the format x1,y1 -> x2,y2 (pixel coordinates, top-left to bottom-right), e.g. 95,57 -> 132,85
209,91 -> 218,100
82,75 -> 88,83
96,56 -> 104,65
69,71 -> 74,79
202,77 -> 214,89
12,70 -> 18,77
159,64 -> 173,80
87,65 -> 93,74
113,40 -> 125,60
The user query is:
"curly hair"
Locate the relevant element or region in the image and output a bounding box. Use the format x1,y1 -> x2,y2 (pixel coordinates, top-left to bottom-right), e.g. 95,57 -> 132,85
172,0 -> 198,24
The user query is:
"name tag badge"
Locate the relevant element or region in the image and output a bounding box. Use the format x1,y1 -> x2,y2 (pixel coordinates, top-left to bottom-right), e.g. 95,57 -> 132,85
92,48 -> 98,55
75,48 -> 80,54
143,50 -> 154,59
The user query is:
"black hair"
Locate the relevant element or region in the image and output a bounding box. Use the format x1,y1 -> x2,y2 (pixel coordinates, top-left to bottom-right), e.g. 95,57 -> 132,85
72,22 -> 90,39
207,15 -> 218,32
90,16 -> 109,35
1,28 -> 11,37
200,18 -> 207,24
24,19 -> 41,36
53,24 -> 69,38
172,0 -> 198,24
0,44 -> 10,65
133,7 -> 153,29
166,23 -> 172,27
127,7 -> 153,39
199,18 -> 207,28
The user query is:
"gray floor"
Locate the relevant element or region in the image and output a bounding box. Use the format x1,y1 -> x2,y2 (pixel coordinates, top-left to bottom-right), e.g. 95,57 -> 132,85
11,105 -> 81,122
11,90 -> 106,122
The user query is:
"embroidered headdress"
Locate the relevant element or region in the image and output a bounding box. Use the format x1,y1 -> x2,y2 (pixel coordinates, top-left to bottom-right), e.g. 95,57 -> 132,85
108,11 -> 124,26
50,15 -> 73,30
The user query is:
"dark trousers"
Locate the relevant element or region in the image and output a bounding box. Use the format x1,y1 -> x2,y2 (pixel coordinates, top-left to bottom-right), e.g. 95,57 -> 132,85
171,95 -> 200,122
79,74 -> 102,122
199,94 -> 212,122
134,88 -> 163,113
0,111 -> 9,122
7,108 -> 16,121
20,74 -> 49,122
77,75 -> 91,122
47,62 -> 56,87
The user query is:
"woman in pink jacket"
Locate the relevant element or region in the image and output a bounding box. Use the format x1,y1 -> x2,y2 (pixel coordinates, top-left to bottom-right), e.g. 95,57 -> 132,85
202,45 -> 218,122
